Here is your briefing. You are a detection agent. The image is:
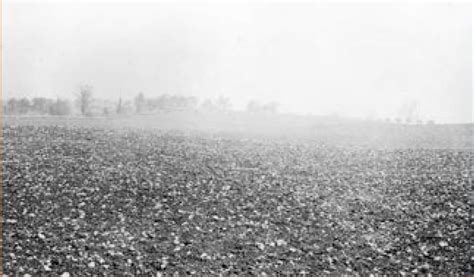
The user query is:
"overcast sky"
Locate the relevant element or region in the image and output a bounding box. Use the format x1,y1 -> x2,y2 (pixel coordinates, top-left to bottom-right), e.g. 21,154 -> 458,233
4,1 -> 472,123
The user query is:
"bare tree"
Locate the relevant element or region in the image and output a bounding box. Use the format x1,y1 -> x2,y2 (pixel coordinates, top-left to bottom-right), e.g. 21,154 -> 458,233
76,85 -> 93,116
134,92 -> 146,113
116,97 -> 123,114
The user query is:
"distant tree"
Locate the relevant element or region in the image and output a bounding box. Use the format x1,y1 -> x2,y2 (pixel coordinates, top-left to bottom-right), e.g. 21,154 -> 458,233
6,97 -> 72,115
123,100 -> 133,114
116,97 -> 124,114
16,98 -> 31,114
5,98 -> 19,114
134,92 -> 146,113
169,95 -> 197,111
246,100 -> 278,114
76,85 -> 93,116
131,94 -> 205,113
50,99 -> 71,116
246,100 -> 260,113
398,100 -> 419,124
32,97 -> 54,114
152,94 -> 170,111
201,99 -> 216,111
185,96 -> 198,110
427,120 -> 435,125
394,117 -> 402,124
145,97 -> 157,110
216,96 -> 232,112
261,101 -> 279,113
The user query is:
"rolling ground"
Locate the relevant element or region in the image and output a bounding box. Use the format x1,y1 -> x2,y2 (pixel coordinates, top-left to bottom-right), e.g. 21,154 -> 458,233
2,114 -> 472,274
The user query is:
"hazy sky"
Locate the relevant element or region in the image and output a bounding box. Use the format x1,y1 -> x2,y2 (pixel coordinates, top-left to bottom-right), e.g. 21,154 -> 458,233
4,1 -> 472,123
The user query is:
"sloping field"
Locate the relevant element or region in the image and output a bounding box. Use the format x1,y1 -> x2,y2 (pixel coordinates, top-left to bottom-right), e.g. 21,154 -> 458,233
2,117 -> 472,274
4,113 -> 473,149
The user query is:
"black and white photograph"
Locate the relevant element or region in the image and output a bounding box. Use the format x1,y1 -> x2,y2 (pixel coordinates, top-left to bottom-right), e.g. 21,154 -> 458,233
2,0 -> 473,275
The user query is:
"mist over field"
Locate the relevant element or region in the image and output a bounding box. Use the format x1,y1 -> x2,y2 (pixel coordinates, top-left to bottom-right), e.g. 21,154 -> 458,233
3,1 -> 473,275
4,1 -> 472,123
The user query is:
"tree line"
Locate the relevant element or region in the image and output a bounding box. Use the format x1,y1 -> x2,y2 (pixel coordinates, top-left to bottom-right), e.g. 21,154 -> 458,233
4,85 -> 280,116
4,85 -> 435,124
4,97 -> 72,116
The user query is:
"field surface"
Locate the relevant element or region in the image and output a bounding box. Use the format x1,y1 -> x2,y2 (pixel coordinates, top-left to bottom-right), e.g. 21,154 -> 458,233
3,117 -> 472,274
